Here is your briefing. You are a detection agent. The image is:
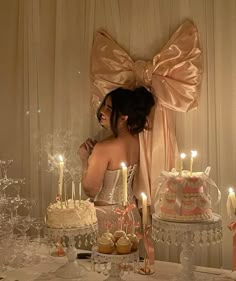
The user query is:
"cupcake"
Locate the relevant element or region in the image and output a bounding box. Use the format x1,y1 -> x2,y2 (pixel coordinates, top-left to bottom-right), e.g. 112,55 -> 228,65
103,231 -> 115,242
127,233 -> 139,251
116,235 -> 132,254
97,235 -> 114,254
113,230 -> 126,242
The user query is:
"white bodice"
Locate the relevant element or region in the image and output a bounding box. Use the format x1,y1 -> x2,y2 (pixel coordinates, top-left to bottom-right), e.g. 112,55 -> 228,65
94,164 -> 137,205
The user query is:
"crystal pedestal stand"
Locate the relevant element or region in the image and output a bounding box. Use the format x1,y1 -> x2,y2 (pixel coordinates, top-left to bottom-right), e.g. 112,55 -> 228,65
46,224 -> 98,279
152,214 -> 222,281
92,247 -> 139,281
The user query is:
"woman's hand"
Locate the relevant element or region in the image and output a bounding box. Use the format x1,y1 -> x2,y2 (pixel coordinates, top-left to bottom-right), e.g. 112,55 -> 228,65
78,138 -> 97,162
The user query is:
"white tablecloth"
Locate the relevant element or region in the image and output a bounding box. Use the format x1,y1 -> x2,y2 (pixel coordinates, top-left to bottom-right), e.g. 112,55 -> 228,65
0,249 -> 233,281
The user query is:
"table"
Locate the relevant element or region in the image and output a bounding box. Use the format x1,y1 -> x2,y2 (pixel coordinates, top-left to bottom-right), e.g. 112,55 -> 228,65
0,249 -> 233,281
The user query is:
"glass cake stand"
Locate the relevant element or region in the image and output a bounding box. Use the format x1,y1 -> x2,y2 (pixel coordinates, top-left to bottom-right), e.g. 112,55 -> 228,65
92,246 -> 139,281
46,223 -> 98,279
152,213 -> 222,281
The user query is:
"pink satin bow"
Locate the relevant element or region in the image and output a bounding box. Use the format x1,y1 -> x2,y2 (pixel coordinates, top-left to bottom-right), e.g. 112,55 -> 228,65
136,225 -> 155,265
228,222 -> 236,271
114,203 -> 137,230
90,20 -> 202,208
114,203 -> 136,216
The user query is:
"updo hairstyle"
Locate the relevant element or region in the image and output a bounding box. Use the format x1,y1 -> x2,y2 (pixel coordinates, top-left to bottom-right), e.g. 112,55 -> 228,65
97,87 -> 155,137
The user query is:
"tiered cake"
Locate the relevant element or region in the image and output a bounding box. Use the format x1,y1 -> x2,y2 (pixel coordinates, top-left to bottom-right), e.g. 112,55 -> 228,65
156,168 -> 220,222
46,199 -> 97,228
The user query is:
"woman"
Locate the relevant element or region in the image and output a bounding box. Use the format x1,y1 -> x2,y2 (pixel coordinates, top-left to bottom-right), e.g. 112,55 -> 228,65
78,87 -> 155,234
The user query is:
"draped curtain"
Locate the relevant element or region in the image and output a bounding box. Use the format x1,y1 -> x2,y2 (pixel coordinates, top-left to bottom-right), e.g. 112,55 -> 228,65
1,0 -> 236,269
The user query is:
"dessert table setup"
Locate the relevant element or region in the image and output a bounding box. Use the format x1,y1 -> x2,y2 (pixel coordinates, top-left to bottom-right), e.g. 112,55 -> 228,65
1,151 -> 236,281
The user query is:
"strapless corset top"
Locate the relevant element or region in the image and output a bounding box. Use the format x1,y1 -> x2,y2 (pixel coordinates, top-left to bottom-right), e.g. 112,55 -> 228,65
94,164 -> 137,205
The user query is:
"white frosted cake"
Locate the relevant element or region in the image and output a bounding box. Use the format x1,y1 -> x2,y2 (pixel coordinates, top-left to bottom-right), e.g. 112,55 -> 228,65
155,168 -> 220,222
46,199 -> 97,228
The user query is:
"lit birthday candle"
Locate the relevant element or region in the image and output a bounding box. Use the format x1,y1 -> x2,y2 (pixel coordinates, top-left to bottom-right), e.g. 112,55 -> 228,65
71,181 -> 75,200
58,155 -> 64,198
179,153 -> 186,176
79,181 -> 82,205
227,187 -> 236,217
141,192 -> 147,226
227,187 -> 236,271
121,162 -> 128,205
190,150 -> 197,176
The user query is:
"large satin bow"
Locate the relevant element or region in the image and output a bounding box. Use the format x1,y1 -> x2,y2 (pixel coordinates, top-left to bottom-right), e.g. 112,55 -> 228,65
90,20 -> 202,208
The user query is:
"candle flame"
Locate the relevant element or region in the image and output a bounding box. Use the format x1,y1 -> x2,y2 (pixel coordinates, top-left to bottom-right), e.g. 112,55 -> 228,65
58,155 -> 64,162
121,162 -> 126,168
191,150 -> 198,158
180,153 -> 186,159
141,192 -> 147,199
229,187 -> 234,194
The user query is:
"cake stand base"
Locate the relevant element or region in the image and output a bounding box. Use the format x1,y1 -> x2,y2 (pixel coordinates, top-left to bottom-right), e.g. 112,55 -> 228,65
152,214 -> 222,281
92,247 -> 139,281
104,263 -> 124,281
103,262 -> 126,281
46,225 -> 98,279
55,260 -> 86,279
172,269 -> 195,281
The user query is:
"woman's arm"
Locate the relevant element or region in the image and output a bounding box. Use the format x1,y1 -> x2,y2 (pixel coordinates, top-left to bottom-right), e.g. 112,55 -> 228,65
79,141 -> 109,198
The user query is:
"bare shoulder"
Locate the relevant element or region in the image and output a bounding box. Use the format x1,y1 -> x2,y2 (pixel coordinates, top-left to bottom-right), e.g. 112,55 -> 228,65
93,138 -> 120,162
89,139 -> 113,162
89,142 -> 105,159
95,137 -> 116,149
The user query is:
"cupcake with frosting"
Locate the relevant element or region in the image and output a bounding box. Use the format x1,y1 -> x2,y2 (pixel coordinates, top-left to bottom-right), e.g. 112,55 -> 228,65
97,235 -> 114,254
127,233 -> 139,251
113,230 -> 126,242
116,235 -> 132,254
103,231 -> 115,242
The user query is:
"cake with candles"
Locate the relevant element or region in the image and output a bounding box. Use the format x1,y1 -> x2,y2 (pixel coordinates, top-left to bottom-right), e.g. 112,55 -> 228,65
155,152 -> 221,222
46,154 -> 97,229
46,199 -> 97,229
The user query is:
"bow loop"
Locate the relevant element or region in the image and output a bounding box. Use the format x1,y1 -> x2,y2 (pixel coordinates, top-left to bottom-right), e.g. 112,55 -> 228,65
91,29 -> 135,109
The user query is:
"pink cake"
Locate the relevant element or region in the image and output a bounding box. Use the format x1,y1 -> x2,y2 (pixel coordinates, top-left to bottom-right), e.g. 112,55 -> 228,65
156,169 -> 220,222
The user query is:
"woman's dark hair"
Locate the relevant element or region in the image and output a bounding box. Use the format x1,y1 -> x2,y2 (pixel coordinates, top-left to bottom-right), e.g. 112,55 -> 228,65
97,87 -> 155,137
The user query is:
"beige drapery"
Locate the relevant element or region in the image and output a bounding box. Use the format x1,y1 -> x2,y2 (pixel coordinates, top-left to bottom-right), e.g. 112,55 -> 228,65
1,0 -> 236,269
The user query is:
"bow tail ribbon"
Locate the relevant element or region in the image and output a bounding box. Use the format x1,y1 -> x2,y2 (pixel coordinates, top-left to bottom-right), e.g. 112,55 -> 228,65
144,226 -> 155,265
136,226 -> 155,265
228,222 -> 236,271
